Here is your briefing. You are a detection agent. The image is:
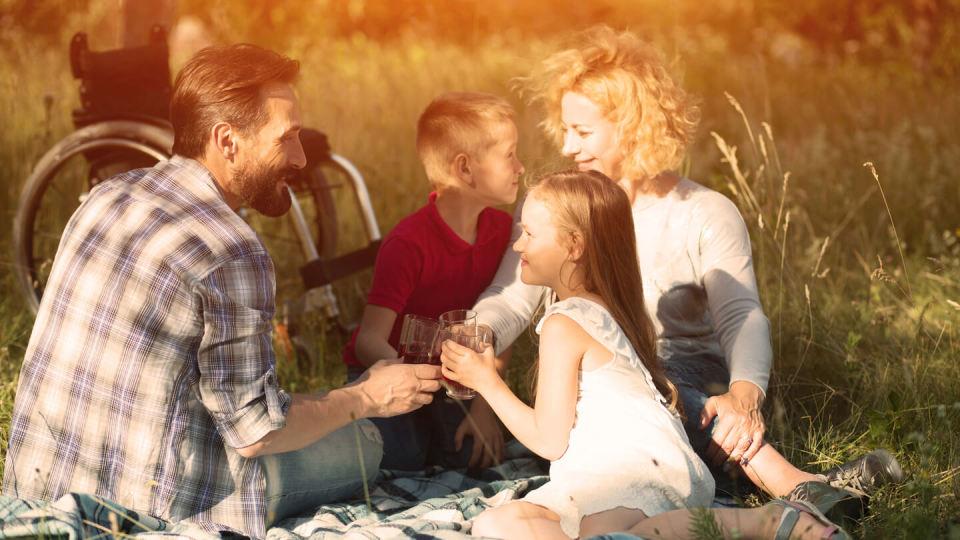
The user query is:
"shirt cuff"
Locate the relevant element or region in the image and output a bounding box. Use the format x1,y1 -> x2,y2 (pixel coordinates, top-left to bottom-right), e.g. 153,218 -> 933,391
727,377 -> 767,399
213,368 -> 291,449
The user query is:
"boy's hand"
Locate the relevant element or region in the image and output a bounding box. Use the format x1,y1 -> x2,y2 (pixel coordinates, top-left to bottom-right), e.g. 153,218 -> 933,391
455,397 -> 504,468
440,340 -> 500,395
355,359 -> 441,418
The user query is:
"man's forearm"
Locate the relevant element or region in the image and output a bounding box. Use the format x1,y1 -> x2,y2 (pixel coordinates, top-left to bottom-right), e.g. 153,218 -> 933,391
238,387 -> 372,457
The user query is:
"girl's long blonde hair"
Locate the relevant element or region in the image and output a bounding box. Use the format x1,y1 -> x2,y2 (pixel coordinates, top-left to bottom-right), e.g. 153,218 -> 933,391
524,25 -> 700,184
531,170 -> 681,414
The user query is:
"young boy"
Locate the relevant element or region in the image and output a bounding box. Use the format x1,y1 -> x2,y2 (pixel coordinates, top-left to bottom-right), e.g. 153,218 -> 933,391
342,92 -> 523,471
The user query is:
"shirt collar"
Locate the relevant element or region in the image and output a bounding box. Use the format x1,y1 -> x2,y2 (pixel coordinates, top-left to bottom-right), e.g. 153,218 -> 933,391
426,191 -> 477,253
168,155 -> 231,206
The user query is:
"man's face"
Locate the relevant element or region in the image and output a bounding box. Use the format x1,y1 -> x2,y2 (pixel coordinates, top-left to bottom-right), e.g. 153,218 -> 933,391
233,81 -> 306,217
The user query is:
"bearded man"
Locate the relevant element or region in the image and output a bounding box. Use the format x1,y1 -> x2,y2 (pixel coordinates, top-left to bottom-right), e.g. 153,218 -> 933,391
3,44 -> 441,539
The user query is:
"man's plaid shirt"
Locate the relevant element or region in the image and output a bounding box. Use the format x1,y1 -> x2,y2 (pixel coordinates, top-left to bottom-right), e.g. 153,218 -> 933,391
3,156 -> 291,538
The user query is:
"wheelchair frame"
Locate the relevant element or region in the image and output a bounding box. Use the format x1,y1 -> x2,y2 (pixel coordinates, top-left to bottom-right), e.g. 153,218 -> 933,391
14,28 -> 383,332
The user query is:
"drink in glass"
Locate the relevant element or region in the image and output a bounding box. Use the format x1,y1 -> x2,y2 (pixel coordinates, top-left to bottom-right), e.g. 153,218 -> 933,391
398,314 -> 440,365
437,324 -> 492,400
438,309 -> 477,328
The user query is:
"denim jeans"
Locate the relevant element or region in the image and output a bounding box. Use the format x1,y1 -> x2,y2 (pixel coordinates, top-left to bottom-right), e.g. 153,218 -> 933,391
259,419 -> 383,527
660,351 -> 730,456
347,366 -> 473,471
661,351 -> 760,497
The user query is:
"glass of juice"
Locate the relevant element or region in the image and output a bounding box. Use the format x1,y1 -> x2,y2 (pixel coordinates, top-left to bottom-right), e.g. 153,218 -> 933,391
436,322 -> 492,400
398,314 -> 440,364
438,309 -> 477,328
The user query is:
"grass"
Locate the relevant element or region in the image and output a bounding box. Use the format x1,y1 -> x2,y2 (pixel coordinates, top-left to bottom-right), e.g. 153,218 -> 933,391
1,6 -> 959,538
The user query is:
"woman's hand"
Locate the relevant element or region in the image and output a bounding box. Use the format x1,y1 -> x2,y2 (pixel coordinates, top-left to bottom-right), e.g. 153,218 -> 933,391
440,339 -> 501,396
700,380 -> 766,466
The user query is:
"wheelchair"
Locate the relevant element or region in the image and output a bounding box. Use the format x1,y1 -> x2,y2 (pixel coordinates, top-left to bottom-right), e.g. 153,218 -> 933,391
13,27 -> 382,342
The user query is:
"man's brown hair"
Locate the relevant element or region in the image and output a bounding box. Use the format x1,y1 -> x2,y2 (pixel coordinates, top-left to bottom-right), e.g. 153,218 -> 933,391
170,44 -> 300,158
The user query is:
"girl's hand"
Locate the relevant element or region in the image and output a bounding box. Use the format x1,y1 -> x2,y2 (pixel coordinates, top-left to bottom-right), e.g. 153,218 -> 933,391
440,339 -> 500,396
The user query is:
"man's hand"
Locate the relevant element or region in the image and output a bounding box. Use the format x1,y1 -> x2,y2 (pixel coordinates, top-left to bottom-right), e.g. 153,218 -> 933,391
455,397 -> 504,468
700,380 -> 765,466
354,359 -> 441,418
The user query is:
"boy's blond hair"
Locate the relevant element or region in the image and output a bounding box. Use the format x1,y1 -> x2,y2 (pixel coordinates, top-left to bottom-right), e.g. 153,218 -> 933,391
416,92 -> 516,188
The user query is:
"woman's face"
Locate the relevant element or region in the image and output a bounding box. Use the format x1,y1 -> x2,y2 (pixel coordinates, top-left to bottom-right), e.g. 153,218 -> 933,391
560,92 -> 623,179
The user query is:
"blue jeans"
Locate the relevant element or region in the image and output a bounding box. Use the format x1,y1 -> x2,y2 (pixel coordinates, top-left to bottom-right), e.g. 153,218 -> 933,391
661,351 -> 759,497
660,351 -> 730,456
347,367 -> 473,471
259,419 -> 383,527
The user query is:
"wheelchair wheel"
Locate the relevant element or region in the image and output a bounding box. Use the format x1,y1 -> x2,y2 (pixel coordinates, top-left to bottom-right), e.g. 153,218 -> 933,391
15,120 -> 351,314
298,155 -> 340,260
13,120 -> 173,313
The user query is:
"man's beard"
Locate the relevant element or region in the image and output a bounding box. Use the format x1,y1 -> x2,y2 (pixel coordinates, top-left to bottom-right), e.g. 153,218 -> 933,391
233,160 -> 295,217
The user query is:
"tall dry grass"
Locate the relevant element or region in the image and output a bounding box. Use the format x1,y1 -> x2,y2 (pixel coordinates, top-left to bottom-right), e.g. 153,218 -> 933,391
0,6 -> 957,537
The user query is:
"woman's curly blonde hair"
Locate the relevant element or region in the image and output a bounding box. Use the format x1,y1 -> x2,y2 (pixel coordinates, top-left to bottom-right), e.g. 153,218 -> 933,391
524,26 -> 700,183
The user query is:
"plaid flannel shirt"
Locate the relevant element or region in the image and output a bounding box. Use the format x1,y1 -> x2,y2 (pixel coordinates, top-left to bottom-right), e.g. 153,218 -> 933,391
3,156 -> 291,538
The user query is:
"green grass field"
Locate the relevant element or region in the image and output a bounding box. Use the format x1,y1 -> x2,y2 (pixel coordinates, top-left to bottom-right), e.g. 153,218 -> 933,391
0,3 -> 958,538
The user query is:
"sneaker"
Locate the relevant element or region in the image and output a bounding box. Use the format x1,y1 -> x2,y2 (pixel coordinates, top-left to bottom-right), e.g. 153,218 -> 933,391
823,448 -> 904,497
786,480 -> 867,524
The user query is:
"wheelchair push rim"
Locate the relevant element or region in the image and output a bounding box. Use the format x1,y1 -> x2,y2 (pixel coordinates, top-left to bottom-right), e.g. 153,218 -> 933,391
14,120 -> 173,313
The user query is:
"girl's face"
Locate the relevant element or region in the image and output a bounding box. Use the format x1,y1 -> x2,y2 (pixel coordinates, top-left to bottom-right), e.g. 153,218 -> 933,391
513,193 -> 572,288
560,91 -> 624,180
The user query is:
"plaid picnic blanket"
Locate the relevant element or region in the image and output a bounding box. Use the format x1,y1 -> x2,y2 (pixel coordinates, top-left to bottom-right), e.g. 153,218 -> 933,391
0,452 -> 561,539
0,436 -> 743,539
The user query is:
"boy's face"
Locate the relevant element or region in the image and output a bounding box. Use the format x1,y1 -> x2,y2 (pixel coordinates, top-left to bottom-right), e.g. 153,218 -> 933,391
468,120 -> 524,206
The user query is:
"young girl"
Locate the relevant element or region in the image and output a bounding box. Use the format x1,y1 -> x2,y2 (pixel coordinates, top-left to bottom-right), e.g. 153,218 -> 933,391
441,170 -> 848,539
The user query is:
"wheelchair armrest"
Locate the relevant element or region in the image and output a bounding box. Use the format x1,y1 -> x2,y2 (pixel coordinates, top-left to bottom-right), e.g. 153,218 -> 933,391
299,240 -> 381,289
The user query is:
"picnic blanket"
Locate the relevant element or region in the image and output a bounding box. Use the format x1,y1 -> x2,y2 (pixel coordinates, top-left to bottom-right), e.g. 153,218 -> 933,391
0,441 -> 736,539
0,450 -> 571,539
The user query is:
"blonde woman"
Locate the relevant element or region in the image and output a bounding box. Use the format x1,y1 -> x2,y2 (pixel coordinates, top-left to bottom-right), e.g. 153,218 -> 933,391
473,25 -> 900,515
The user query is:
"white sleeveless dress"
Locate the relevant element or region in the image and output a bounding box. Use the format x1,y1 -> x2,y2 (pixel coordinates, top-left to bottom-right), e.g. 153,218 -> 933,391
521,297 -> 715,538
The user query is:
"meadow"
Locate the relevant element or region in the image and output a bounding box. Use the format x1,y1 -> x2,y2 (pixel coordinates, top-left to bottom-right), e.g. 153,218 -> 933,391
0,2 -> 958,538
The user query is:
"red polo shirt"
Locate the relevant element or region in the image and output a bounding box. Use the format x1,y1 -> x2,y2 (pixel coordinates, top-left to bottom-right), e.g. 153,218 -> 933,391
342,192 -> 513,367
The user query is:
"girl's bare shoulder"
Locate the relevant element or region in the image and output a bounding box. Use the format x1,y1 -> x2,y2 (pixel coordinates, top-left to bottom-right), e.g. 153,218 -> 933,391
540,309 -> 612,370
539,312 -> 591,359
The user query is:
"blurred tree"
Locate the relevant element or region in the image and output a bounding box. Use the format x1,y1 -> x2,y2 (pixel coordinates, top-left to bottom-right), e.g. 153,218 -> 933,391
2,0 -> 957,75
120,0 -> 176,47
0,0 -> 92,46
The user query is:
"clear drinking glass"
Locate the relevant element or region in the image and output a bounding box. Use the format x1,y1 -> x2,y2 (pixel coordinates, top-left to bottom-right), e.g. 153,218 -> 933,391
398,314 -> 440,365
437,323 -> 492,400
438,309 -> 477,327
